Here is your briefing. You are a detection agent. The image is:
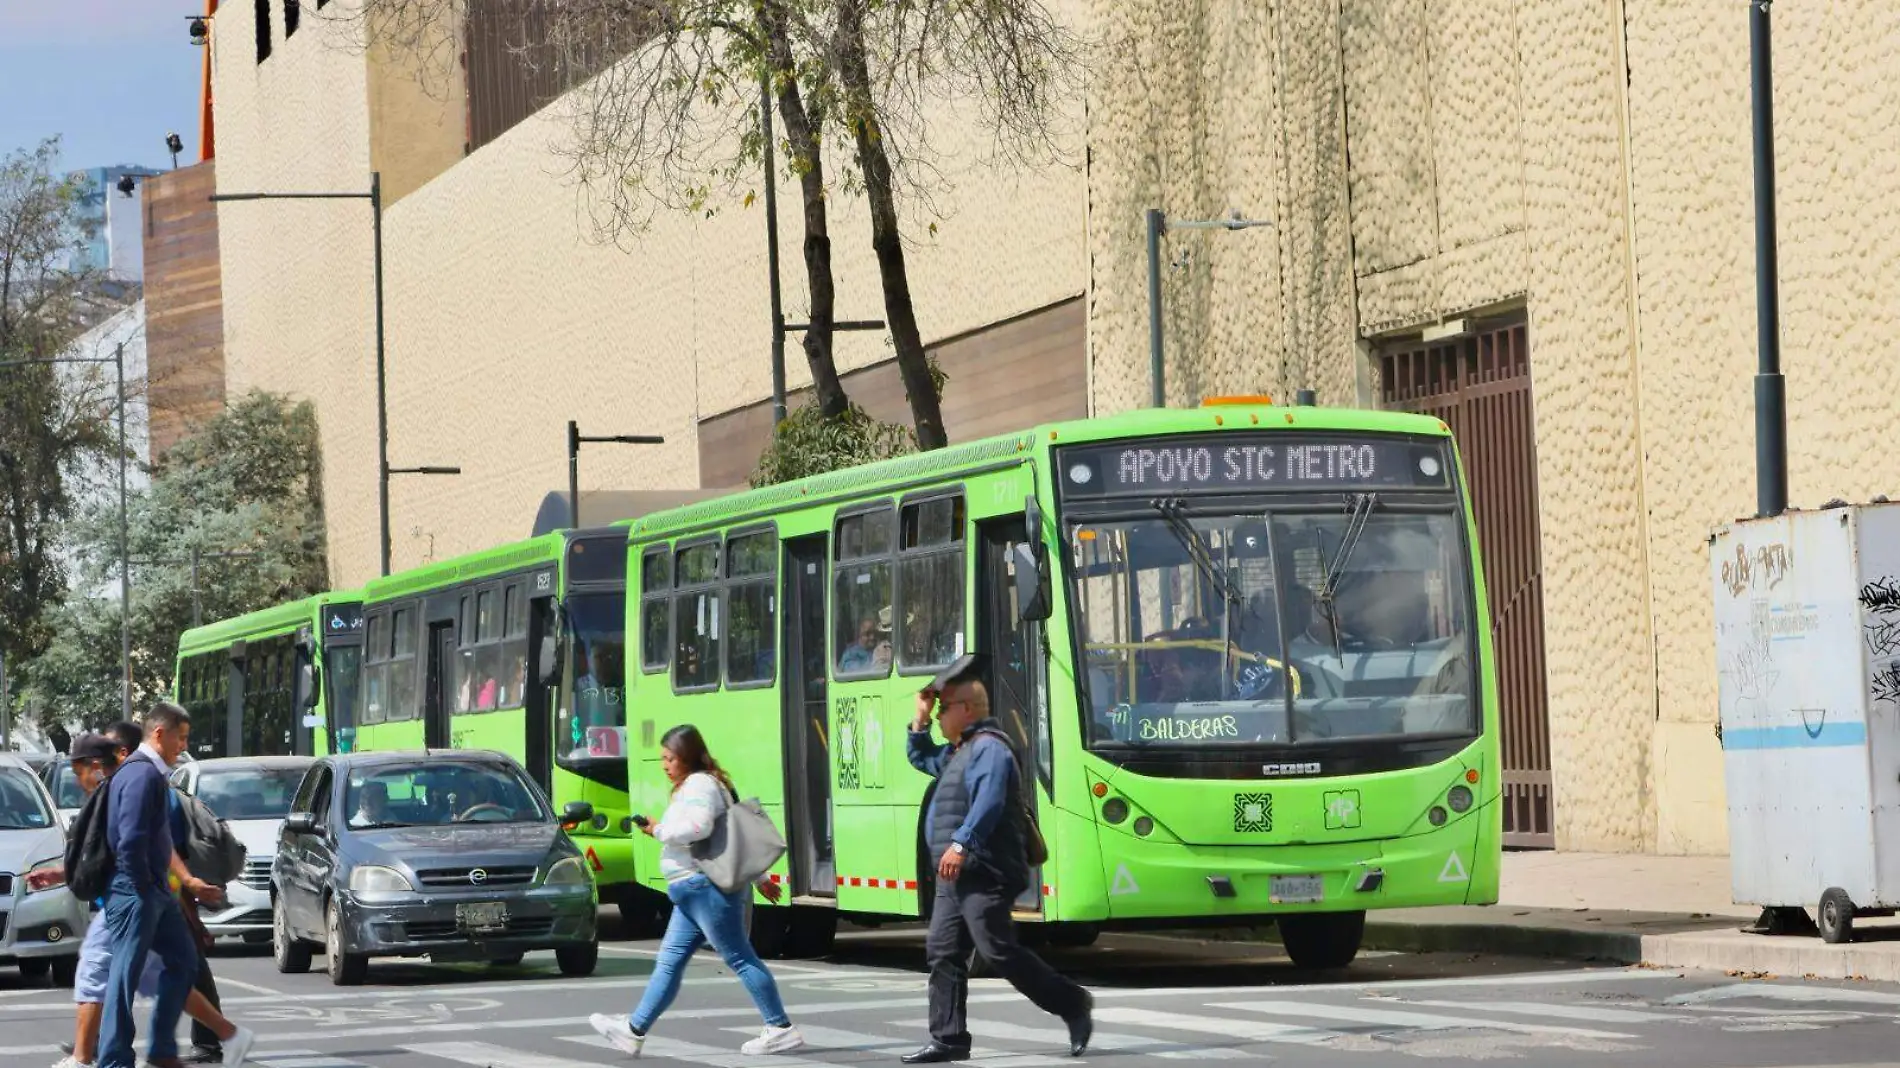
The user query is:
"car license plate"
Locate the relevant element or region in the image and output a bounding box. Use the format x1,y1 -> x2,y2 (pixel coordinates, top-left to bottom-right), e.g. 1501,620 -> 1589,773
456,902 -> 508,931
1269,874 -> 1325,904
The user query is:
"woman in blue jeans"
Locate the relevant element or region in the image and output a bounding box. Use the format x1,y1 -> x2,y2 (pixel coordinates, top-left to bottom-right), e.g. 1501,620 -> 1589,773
589,725 -> 805,1057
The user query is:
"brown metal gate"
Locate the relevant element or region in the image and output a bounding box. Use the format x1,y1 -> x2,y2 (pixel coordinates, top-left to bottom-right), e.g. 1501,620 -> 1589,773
1380,317 -> 1553,848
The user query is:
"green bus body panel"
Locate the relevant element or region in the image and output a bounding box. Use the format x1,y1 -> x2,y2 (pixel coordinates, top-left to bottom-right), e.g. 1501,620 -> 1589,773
350,531 -> 639,899
617,402 -> 1503,926
173,590 -> 365,757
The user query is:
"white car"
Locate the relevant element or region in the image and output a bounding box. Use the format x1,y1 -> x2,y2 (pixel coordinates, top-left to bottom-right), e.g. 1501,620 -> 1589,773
170,755 -> 316,943
0,754 -> 85,983
42,758 -> 85,831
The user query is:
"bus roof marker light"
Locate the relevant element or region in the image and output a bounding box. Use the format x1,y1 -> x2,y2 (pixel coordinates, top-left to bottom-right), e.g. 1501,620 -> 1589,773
1465,768 -> 1479,784
1091,781 -> 1108,798
1201,394 -> 1273,406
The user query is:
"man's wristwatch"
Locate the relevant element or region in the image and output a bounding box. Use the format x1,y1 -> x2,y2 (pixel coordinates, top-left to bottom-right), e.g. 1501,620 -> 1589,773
950,843 -> 966,856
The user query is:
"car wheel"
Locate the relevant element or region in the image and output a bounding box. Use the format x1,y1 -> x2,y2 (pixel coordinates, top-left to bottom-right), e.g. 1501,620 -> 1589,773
555,941 -> 598,978
17,958 -> 49,980
325,900 -> 367,986
274,902 -> 312,974
50,955 -> 77,988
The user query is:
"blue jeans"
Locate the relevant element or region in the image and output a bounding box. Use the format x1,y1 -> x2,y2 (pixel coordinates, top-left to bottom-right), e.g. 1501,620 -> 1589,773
630,873 -> 790,1031
98,872 -> 198,1068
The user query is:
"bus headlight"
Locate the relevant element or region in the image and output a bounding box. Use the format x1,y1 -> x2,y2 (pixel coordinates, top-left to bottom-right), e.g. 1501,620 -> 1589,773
1101,797 -> 1129,824
1447,785 -> 1473,813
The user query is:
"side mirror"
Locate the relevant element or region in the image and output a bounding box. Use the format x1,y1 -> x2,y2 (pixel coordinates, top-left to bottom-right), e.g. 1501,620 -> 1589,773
296,659 -> 319,710
283,812 -> 318,836
560,801 -> 594,829
538,602 -> 566,686
1012,542 -> 1052,622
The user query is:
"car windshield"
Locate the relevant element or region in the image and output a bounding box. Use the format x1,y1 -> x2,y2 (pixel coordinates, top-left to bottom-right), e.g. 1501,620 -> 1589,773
195,766 -> 309,821
1069,507 -> 1476,746
0,768 -> 54,830
48,762 -> 87,809
344,761 -> 549,829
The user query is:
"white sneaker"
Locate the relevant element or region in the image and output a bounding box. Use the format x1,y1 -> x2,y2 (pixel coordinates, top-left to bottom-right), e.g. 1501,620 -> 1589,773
740,1024 -> 805,1055
49,1056 -> 90,1068
590,1012 -> 646,1057
224,1024 -> 257,1067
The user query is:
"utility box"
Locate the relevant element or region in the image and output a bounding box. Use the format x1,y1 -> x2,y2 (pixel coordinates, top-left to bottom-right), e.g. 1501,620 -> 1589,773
1710,501 -> 1900,942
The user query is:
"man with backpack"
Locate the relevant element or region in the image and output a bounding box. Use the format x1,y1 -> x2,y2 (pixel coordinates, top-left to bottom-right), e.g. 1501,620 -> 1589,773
902,654 -> 1093,1064
56,729 -> 255,1068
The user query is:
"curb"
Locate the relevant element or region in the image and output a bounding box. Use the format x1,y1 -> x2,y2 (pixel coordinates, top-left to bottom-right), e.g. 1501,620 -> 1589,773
1354,919 -> 1645,965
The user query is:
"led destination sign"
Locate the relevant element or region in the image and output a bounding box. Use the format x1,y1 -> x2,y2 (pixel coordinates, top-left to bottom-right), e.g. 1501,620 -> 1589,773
1059,434 -> 1449,498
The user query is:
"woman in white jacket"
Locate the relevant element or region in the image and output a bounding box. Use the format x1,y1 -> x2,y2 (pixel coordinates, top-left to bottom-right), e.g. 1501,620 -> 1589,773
589,725 -> 804,1057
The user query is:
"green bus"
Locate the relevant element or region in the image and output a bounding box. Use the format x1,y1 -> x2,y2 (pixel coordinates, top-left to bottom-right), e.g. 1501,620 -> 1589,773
173,591 -> 367,760
619,399 -> 1500,966
345,527 -> 639,910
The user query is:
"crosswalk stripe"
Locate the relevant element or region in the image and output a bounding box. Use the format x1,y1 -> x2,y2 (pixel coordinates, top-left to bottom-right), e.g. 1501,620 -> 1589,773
1094,1006 -> 1344,1045
562,1033 -> 841,1067
1396,998 -> 1686,1023
1211,1000 -> 1635,1038
254,1052 -> 374,1068
0,1045 -> 58,1057
965,1017 -> 1252,1059
725,1023 -> 1073,1067
405,1039 -> 609,1067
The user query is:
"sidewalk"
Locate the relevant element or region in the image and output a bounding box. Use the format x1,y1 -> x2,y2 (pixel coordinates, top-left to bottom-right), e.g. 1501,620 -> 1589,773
1332,851 -> 1900,983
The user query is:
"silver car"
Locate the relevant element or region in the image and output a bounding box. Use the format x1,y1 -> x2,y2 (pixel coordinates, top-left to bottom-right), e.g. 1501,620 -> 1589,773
170,755 -> 315,943
0,753 -> 85,983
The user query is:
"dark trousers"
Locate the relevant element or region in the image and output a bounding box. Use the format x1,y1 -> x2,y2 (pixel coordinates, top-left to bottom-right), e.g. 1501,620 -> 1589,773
190,952 -> 221,1051
925,869 -> 1086,1048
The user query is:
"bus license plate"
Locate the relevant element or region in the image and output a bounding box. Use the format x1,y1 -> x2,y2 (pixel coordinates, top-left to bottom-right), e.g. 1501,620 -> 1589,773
1269,875 -> 1324,903
457,902 -> 508,932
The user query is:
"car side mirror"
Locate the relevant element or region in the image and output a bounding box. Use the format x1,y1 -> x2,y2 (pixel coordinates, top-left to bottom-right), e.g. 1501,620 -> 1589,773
284,812 -> 318,836
560,801 -> 594,829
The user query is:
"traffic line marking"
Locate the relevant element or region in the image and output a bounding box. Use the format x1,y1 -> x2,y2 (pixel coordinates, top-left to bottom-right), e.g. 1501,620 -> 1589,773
1213,1000 -> 1635,1039
1095,1006 -> 1344,1045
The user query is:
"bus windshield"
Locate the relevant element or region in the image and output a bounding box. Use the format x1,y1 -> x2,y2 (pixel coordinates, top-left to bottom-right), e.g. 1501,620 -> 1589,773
1068,505 -> 1476,748
559,592 -> 626,765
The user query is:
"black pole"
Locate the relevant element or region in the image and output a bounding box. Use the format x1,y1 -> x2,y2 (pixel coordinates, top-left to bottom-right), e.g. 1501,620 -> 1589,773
1146,208 -> 1166,407
115,343 -> 130,719
763,75 -> 787,426
568,420 -> 581,530
190,545 -> 201,629
1750,1 -> 1787,519
372,171 -> 393,575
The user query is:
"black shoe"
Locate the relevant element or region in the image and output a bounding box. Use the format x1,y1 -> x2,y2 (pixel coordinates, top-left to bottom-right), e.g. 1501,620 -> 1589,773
183,1046 -> 223,1064
1064,989 -> 1095,1056
58,1042 -> 73,1055
900,1042 -> 972,1063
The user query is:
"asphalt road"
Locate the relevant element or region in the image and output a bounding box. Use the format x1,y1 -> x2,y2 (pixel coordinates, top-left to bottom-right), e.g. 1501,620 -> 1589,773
5,918 -> 1899,1067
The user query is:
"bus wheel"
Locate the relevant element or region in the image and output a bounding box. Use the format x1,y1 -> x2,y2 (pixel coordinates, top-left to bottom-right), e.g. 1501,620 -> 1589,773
1046,923 -> 1101,949
749,906 -> 791,959
1277,911 -> 1365,970
616,893 -> 670,940
785,907 -> 837,959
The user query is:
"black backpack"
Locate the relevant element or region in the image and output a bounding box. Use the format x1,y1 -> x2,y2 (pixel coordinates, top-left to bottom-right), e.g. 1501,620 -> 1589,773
63,782 -> 117,901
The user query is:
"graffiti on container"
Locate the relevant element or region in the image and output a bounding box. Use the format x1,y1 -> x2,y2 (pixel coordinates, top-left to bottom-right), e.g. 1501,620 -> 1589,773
1874,662 -> 1900,710
1721,640 -> 1780,702
1863,578 -> 1900,658
1868,620 -> 1900,660
1722,542 -> 1794,598
1862,576 -> 1900,614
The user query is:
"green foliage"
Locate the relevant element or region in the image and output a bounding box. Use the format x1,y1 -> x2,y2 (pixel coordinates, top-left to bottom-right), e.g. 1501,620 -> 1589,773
748,400 -> 918,488
20,390 -> 330,731
0,136 -> 120,672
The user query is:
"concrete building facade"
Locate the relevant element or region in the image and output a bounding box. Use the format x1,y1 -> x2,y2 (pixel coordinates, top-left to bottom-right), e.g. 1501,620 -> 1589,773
207,1 -> 1900,857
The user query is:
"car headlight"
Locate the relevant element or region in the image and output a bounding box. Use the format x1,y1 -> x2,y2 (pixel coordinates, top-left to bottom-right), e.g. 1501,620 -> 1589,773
543,856 -> 591,887
24,857 -> 65,894
348,865 -> 413,897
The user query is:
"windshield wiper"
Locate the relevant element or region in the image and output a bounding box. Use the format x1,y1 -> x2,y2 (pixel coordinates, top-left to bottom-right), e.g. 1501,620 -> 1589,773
1313,492 -> 1380,661
1148,499 -> 1253,693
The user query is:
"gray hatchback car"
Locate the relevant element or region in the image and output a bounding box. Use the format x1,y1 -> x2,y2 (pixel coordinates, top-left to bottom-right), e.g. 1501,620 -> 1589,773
0,753 -> 86,984
271,749 -> 598,985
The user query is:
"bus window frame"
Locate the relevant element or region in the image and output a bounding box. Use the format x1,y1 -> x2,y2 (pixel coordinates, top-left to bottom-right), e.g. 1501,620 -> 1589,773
638,543 -> 672,675
893,487 -> 968,679
721,522 -> 779,692
830,499 -> 896,684
671,534 -> 725,695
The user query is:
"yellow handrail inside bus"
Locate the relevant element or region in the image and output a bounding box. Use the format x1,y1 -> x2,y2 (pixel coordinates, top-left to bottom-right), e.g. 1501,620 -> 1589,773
1083,641 -> 1303,700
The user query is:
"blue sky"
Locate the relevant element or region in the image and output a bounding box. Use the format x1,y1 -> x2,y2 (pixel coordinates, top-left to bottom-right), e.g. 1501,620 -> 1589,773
0,1 -> 205,173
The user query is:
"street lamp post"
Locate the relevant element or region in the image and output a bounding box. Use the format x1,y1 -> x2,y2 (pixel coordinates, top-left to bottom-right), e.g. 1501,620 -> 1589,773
1144,208 -> 1273,407
209,173 -> 399,573
0,343 -> 132,718
1749,0 -> 1787,519
566,422 -> 664,530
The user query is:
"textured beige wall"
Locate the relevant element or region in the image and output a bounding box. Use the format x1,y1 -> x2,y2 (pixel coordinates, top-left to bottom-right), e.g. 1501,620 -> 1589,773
216,2 -> 1089,590
1625,2 -> 1900,854
366,13 -> 467,205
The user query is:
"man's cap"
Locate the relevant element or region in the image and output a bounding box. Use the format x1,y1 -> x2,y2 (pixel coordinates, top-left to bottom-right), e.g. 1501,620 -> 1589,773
69,733 -> 119,763
929,652 -> 988,692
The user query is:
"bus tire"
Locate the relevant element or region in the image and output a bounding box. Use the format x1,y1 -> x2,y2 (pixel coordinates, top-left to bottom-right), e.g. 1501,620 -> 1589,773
616,892 -> 670,940
784,907 -> 838,959
1277,910 -> 1365,970
748,905 -> 791,959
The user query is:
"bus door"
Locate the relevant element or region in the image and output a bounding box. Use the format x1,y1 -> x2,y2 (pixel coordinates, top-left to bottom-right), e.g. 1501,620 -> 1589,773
425,621 -> 455,749
781,534 -> 836,898
977,514 -> 1048,914
522,586 -> 556,798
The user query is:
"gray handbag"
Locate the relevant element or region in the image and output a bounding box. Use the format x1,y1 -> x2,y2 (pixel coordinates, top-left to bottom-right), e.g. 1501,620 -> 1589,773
690,788 -> 787,893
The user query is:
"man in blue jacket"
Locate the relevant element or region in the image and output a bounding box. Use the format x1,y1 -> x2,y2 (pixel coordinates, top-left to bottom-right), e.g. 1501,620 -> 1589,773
903,655 -> 1091,1063
98,702 -> 200,1068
